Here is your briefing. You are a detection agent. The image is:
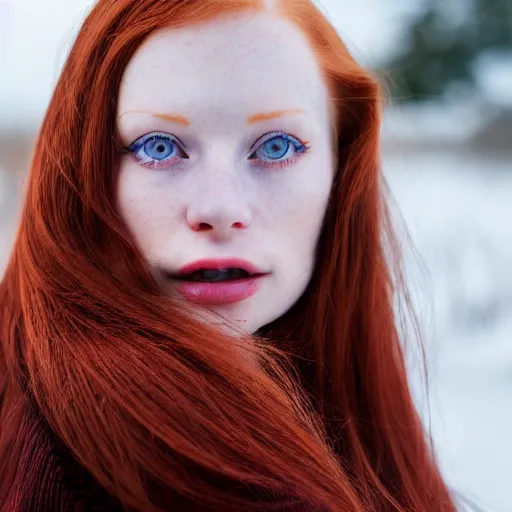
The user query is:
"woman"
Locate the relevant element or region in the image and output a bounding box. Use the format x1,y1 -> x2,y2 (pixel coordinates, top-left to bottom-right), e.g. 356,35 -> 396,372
0,0 -> 458,510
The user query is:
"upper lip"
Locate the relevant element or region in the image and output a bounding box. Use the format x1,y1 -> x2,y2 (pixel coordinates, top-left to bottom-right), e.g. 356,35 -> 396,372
174,258 -> 266,278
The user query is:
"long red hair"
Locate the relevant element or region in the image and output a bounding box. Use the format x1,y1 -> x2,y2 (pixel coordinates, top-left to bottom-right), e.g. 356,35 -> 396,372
0,0 -> 457,510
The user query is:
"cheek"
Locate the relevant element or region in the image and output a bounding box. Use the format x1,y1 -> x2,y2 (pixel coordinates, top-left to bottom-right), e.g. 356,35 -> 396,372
263,154 -> 333,289
271,157 -> 333,240
286,191 -> 329,258
117,171 -> 151,231
116,165 -> 180,252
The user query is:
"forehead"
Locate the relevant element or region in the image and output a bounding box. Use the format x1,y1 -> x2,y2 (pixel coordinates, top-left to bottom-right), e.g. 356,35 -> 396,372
117,12 -> 328,119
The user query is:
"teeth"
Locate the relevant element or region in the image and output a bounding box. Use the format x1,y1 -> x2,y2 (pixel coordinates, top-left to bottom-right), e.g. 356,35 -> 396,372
187,268 -> 250,282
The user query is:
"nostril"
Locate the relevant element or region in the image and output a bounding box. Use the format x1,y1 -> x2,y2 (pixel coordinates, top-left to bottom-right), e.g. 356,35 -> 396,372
193,222 -> 213,232
232,222 -> 244,228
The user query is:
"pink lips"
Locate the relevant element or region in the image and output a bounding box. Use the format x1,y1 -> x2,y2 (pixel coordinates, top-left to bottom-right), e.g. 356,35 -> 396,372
171,258 -> 268,306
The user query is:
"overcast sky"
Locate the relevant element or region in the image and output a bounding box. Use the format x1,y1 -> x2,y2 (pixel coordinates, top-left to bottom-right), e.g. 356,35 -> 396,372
0,0 -> 424,128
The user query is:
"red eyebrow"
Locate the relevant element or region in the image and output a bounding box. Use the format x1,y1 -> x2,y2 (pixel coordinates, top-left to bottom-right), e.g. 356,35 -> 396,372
153,113 -> 190,125
120,109 -> 305,125
247,109 -> 304,124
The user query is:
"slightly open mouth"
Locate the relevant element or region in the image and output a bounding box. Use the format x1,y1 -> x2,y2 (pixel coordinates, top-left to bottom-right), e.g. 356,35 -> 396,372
173,268 -> 262,283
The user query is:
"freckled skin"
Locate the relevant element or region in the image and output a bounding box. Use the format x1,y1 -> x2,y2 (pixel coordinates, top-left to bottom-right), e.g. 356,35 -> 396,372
116,11 -> 334,333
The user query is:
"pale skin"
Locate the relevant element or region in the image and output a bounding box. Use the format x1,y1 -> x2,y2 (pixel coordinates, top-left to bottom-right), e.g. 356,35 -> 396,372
116,10 -> 334,333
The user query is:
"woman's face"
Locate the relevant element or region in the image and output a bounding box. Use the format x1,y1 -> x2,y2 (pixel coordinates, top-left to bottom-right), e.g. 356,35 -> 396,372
116,11 -> 334,333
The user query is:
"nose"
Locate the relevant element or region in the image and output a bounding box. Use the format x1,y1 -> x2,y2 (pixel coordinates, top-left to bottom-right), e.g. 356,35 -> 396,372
185,178 -> 252,240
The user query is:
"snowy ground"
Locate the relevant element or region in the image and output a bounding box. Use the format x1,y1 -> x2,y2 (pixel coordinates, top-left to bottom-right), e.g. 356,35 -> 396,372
0,168 -> 19,272
1,145 -> 511,511
384,149 -> 512,512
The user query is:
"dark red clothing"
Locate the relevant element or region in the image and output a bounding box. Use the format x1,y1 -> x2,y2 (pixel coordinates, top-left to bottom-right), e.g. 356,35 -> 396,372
1,412 -> 122,512
1,410 -> 317,512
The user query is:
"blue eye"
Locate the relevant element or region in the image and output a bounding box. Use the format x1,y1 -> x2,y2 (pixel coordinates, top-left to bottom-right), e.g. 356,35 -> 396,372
125,130 -> 308,171
250,132 -> 308,165
262,137 -> 289,159
126,132 -> 187,168
144,137 -> 175,160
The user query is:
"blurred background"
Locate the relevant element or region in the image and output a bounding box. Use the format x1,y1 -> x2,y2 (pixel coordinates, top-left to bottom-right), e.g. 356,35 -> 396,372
0,0 -> 511,509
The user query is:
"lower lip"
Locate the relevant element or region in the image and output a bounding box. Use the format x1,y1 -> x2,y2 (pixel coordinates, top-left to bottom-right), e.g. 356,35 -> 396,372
174,275 -> 266,305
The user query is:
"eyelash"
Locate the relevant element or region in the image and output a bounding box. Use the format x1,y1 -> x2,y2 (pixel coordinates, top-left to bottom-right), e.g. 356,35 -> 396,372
125,131 -> 310,171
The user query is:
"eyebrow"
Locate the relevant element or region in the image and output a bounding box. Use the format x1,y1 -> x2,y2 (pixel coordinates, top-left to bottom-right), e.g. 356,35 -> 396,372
149,109 -> 305,125
246,109 -> 305,124
153,113 -> 190,125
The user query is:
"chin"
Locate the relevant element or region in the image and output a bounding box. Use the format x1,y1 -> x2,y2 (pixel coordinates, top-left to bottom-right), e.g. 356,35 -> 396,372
205,303 -> 262,334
